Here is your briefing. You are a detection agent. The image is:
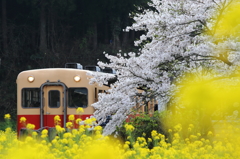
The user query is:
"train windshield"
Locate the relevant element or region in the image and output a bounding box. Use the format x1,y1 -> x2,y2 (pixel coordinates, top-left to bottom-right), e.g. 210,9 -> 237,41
22,88 -> 40,108
68,88 -> 88,108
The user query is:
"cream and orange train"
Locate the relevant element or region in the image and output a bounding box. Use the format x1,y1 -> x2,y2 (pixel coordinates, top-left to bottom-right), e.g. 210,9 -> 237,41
16,63 -> 114,134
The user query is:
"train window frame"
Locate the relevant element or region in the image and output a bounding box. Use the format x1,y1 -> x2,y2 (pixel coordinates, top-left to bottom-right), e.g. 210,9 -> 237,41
68,87 -> 88,108
21,88 -> 40,108
48,90 -> 61,108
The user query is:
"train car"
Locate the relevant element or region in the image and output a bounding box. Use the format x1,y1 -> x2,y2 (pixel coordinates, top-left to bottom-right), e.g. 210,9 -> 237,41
16,63 -> 114,134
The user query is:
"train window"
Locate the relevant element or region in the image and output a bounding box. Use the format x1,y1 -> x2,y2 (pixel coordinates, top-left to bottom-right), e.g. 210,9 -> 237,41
49,90 -> 60,108
68,88 -> 88,108
22,88 -> 40,108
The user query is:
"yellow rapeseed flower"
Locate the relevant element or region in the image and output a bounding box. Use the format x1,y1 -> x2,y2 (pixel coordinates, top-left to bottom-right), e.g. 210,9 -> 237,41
66,122 -> 73,129
148,138 -> 152,142
20,117 -> 26,123
151,130 -> 158,138
4,114 -> 10,119
56,125 -> 65,133
137,137 -> 146,143
76,107 -> 84,113
68,115 -> 75,121
207,131 -> 213,137
42,129 -> 48,135
0,136 -> 6,142
124,143 -> 129,149
190,135 -> 197,141
154,136 -> 160,140
5,127 -> 11,133
25,136 -> 33,143
84,118 -> 93,125
32,131 -> 38,137
41,140 -> 47,144
85,125 -> 90,129
76,118 -> 82,124
26,123 -> 35,130
91,117 -> 97,122
79,126 -> 85,134
54,115 -> 61,125
124,124 -> 135,132
41,134 -> 47,139
72,129 -> 78,135
189,124 -> 194,129
63,132 -> 72,139
174,124 -> 182,132
94,126 -> 102,131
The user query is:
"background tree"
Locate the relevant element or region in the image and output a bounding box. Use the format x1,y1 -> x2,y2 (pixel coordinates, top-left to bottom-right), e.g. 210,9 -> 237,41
0,0 -> 150,122
1,0 -> 8,56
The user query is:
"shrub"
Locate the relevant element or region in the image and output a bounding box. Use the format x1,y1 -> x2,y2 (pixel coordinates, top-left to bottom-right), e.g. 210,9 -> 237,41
116,111 -> 167,147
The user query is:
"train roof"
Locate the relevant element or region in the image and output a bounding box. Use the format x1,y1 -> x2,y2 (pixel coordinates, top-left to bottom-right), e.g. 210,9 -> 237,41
16,67 -> 117,86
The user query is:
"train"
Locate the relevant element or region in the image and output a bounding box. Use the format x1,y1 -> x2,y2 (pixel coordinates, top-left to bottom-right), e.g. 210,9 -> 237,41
16,63 -> 116,134
16,63 -> 157,135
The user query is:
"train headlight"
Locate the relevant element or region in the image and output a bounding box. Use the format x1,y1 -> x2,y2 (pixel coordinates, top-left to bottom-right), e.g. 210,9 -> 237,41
27,75 -> 35,82
74,75 -> 81,82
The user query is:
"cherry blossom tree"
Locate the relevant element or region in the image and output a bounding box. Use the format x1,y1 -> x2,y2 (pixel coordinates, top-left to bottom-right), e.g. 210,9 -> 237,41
90,0 -> 240,135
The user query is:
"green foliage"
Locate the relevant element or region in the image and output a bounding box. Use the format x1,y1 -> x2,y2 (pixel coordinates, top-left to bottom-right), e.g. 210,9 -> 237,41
0,121 -> 7,131
0,117 -> 15,131
117,111 -> 167,147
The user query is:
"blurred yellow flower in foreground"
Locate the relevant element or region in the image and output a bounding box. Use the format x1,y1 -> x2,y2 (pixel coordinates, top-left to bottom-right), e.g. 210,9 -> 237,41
168,69 -> 240,138
81,139 -> 124,159
213,1 -> 240,38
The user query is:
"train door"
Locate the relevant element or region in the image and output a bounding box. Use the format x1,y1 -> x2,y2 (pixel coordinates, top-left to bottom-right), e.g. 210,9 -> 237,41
40,83 -> 67,128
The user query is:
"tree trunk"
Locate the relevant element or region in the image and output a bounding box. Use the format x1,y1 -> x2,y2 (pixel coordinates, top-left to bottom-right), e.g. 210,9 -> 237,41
113,34 -> 121,50
49,5 -> 56,53
104,16 -> 109,44
122,16 -> 129,48
92,22 -> 98,50
130,30 -> 135,42
2,0 -> 8,56
39,0 -> 47,54
122,32 -> 129,48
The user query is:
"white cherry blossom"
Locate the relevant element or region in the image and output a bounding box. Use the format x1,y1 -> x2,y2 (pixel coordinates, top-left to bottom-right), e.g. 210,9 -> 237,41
91,0 -> 240,135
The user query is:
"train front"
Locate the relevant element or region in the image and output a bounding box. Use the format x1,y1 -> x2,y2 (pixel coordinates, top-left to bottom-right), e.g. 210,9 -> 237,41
16,67 -> 100,135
